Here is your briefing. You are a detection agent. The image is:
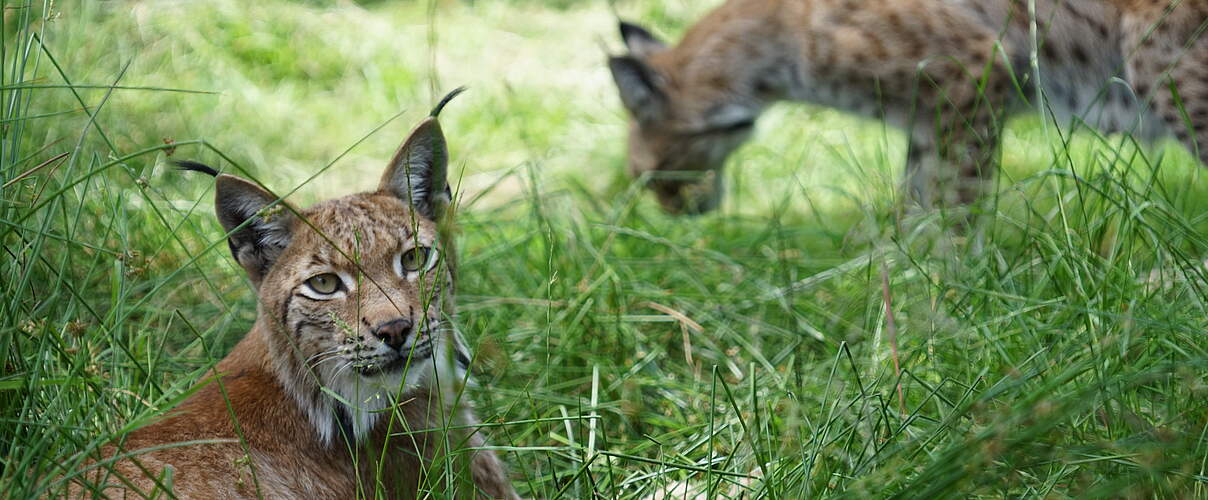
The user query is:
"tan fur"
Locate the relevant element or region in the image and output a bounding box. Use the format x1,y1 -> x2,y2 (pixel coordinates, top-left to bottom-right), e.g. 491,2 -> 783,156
610,0 -> 1208,213
64,109 -> 519,498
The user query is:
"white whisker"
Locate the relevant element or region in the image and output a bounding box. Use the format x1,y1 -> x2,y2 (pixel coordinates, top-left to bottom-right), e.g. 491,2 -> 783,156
306,349 -> 345,370
331,360 -> 356,381
305,346 -> 342,364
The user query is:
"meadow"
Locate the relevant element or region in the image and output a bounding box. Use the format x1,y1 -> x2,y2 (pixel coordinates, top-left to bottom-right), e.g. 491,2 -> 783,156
2,0 -> 1207,497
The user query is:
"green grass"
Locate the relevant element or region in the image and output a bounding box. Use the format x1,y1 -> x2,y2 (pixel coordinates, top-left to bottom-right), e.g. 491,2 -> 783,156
3,0 -> 1208,498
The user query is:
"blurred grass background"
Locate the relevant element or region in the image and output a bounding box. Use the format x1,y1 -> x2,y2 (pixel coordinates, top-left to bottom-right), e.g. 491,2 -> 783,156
3,0 -> 1208,497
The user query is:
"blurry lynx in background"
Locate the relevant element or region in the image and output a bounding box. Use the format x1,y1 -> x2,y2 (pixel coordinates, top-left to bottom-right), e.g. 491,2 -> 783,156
609,0 -> 1208,214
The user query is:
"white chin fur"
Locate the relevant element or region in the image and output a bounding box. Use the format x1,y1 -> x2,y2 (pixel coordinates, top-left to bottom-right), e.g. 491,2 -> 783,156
305,335 -> 471,447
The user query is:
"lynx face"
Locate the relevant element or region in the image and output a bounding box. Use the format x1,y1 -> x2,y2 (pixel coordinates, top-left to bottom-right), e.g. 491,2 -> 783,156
196,95 -> 469,444
620,115 -> 752,214
610,22 -> 760,214
257,193 -> 466,444
269,198 -> 453,384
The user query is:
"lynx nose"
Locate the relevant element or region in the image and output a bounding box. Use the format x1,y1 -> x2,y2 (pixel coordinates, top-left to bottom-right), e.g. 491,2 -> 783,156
370,318 -> 413,350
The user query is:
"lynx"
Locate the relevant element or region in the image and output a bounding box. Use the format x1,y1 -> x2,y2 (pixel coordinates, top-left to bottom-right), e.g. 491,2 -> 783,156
609,0 -> 1208,214
66,90 -> 520,499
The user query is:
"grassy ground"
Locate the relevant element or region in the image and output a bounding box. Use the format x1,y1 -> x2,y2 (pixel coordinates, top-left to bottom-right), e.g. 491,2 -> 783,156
3,0 -> 1208,497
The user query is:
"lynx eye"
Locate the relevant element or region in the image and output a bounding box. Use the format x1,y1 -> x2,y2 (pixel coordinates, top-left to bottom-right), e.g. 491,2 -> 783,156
305,273 -> 342,295
400,247 -> 437,273
703,119 -> 754,135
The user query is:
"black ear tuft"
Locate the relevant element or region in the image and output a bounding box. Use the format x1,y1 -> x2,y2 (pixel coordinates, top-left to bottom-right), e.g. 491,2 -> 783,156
618,20 -> 667,58
430,86 -> 467,118
175,160 -> 220,177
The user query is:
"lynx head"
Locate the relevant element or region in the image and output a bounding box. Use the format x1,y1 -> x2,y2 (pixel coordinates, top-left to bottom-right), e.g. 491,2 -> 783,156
184,89 -> 469,445
609,21 -> 764,214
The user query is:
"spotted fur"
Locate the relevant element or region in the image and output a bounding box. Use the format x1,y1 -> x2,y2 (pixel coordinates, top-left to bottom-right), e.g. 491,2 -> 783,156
69,93 -> 520,499
610,0 -> 1208,213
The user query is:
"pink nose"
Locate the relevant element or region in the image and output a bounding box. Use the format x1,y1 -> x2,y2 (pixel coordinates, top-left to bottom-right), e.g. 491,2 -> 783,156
371,318 -> 413,350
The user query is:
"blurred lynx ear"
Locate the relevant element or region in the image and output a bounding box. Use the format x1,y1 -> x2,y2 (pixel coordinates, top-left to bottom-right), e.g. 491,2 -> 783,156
619,21 -> 666,58
609,55 -> 667,123
178,161 -> 296,287
379,87 -> 465,220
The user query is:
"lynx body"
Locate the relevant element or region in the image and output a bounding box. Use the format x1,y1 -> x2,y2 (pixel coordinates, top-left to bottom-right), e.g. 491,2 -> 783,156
610,0 -> 1208,213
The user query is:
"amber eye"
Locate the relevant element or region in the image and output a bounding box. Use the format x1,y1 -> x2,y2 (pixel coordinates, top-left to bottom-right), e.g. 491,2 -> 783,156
400,247 -> 435,273
306,273 -> 342,295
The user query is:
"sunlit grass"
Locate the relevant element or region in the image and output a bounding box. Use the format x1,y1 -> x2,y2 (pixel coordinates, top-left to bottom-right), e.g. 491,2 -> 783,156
2,0 -> 1207,498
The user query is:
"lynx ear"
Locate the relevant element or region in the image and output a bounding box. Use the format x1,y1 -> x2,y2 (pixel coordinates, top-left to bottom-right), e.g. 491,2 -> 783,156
379,117 -> 450,220
214,175 -> 296,287
619,21 -> 666,58
379,88 -> 464,220
609,55 -> 667,123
